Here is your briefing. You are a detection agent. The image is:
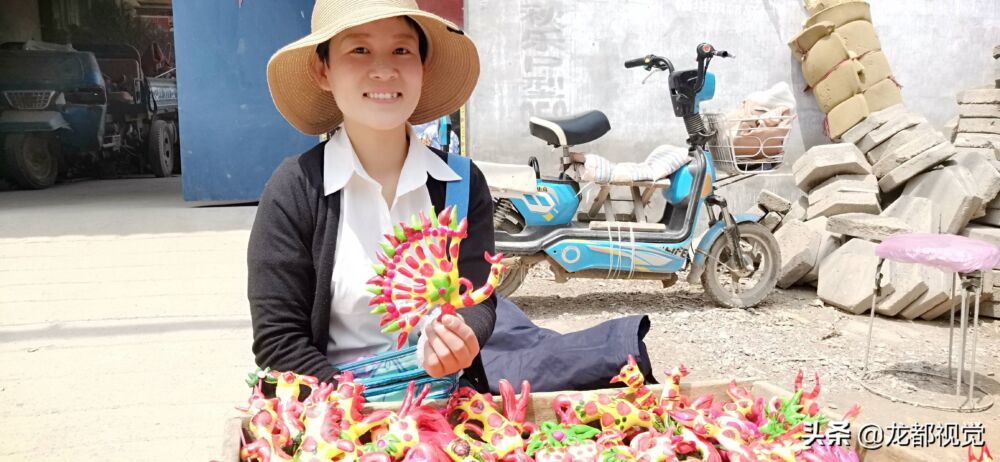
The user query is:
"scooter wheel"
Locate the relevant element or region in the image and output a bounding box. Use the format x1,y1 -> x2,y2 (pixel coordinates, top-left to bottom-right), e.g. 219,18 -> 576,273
701,222 -> 780,308
496,257 -> 530,297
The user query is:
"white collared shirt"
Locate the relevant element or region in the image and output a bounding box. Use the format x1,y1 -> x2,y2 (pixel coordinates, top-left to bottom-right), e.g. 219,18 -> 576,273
323,125 -> 461,366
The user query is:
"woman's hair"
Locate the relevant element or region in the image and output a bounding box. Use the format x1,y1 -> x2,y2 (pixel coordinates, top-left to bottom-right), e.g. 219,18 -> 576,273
315,16 -> 428,66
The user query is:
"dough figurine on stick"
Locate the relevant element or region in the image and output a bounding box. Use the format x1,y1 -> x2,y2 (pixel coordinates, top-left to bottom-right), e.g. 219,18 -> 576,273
367,205 -> 505,349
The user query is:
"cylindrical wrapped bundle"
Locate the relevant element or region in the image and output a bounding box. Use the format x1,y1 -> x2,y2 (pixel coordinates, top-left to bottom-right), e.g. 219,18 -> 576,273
806,1 -> 871,27
858,50 -> 892,90
863,77 -> 904,113
825,93 -> 870,139
813,59 -> 866,113
802,33 -> 855,88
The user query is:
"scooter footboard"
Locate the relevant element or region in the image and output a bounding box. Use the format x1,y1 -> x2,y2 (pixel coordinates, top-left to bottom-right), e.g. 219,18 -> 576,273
686,214 -> 761,284
546,239 -> 687,275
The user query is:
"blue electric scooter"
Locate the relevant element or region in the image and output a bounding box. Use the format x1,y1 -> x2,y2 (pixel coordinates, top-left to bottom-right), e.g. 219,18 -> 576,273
483,43 -> 780,308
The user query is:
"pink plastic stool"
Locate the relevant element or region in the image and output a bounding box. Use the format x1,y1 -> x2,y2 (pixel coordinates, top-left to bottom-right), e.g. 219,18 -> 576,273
863,233 -> 1000,412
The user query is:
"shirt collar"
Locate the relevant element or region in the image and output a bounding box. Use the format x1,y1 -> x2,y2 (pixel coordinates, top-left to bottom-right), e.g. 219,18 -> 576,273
323,124 -> 461,197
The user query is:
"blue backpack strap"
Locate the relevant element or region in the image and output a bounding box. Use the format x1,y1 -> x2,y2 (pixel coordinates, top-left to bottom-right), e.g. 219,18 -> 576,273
445,153 -> 471,222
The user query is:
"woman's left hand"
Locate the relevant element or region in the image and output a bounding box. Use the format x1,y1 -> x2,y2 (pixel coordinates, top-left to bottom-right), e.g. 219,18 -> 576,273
421,314 -> 479,377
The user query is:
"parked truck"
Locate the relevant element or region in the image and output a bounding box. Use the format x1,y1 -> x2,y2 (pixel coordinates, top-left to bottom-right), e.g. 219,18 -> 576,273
0,41 -> 179,189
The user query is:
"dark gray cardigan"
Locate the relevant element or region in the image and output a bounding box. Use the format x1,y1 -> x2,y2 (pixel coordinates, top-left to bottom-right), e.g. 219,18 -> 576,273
248,142 -> 496,391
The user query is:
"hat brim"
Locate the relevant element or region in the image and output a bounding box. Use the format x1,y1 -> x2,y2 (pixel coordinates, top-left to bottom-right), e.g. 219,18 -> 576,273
267,9 -> 479,135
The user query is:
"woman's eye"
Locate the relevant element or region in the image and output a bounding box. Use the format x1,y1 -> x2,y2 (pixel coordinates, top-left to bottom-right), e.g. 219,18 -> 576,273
351,47 -> 369,54
394,48 -> 412,55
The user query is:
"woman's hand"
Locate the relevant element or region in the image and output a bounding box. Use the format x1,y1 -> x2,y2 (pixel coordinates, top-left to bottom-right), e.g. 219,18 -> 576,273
421,314 -> 479,377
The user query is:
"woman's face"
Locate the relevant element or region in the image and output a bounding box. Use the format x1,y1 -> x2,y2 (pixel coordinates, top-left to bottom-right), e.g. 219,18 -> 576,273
316,17 -> 424,132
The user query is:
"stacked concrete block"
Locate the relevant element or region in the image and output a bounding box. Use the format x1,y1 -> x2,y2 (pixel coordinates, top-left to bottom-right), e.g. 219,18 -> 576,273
789,1 -> 902,140
800,217 -> 844,286
791,144 -> 881,220
954,88 -> 1000,151
775,220 -> 823,289
826,213 -> 910,242
817,238 -> 894,314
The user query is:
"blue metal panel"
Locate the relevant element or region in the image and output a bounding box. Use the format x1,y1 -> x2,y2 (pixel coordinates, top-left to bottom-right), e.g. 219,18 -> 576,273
510,180 -> 578,226
173,1 -> 318,201
693,72 -> 715,114
546,240 -> 686,274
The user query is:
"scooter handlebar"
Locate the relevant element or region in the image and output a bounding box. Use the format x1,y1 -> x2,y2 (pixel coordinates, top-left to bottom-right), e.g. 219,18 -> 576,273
624,56 -> 649,69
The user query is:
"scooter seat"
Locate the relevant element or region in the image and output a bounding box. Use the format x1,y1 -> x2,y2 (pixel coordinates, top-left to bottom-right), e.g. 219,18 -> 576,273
529,110 -> 611,147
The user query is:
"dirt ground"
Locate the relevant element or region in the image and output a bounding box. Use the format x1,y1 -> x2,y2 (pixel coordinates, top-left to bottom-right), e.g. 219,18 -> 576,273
510,263 -> 1000,459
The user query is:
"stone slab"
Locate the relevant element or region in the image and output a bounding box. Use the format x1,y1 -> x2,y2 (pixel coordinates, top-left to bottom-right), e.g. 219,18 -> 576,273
877,142 -> 955,192
962,224 -> 1000,248
958,104 -> 1000,118
817,238 -> 894,314
866,124 -> 938,164
826,213 -> 912,242
957,117 -> 1000,135
899,268 -> 953,320
954,133 -> 1000,148
774,220 -> 822,289
956,147 -> 1000,162
806,191 -> 881,219
876,261 -> 929,317
799,217 -> 842,285
784,196 -> 809,224
857,113 -> 927,153
917,294 -> 960,321
881,196 -> 939,233
947,150 -> 1000,217
974,209 -> 1000,227
839,103 -> 907,145
793,143 -> 872,192
761,211 -> 783,232
871,130 -> 945,178
757,190 -> 792,214
807,174 -> 878,206
902,166 -> 983,234
958,88 -> 1000,104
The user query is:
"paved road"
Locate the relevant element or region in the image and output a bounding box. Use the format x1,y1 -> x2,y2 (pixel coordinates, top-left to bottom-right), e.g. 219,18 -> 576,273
0,177 -> 257,461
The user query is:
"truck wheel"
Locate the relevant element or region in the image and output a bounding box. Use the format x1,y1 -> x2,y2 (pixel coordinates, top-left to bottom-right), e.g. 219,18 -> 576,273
148,119 -> 174,177
3,134 -> 59,189
169,121 -> 182,174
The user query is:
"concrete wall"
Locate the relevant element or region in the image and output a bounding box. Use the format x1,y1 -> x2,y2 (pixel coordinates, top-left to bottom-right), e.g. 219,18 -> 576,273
0,0 -> 42,44
466,0 -> 999,170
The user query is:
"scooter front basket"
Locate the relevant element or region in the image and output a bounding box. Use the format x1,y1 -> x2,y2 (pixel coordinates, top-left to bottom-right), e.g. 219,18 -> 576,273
703,112 -> 796,174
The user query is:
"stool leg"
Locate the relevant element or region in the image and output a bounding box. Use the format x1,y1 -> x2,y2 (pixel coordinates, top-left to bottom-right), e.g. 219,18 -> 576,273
948,272 -> 957,380
957,281 -> 968,396
969,279 -> 982,404
864,258 -> 883,374
864,287 -> 878,373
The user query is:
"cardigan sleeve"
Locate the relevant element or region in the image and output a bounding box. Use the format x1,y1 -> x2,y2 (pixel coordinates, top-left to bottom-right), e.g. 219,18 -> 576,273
248,158 -> 339,382
454,160 -> 498,347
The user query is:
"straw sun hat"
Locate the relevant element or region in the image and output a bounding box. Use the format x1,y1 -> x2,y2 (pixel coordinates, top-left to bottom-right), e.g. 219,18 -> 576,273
266,0 -> 480,135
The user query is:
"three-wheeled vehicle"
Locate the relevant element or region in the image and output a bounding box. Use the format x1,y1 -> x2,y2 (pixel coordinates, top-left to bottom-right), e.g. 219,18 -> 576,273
0,41 -> 178,189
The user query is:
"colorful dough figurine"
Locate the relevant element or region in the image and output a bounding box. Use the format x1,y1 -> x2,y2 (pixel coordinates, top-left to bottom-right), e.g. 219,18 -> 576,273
444,379 -> 536,461
367,206 -> 506,348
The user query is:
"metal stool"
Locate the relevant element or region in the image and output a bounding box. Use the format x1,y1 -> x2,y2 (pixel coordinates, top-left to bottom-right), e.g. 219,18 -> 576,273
862,233 -> 1000,412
